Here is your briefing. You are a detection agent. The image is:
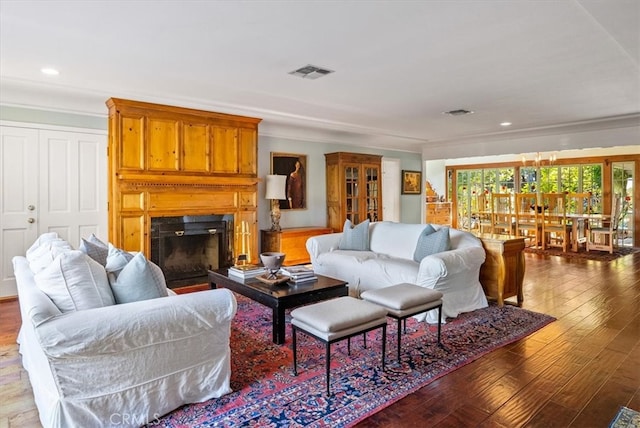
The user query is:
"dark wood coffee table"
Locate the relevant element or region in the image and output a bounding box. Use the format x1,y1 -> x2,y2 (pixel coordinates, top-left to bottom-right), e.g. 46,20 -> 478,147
208,269 -> 348,344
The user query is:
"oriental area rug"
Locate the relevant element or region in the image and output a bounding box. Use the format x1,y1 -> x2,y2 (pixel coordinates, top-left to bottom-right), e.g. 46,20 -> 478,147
153,295 -> 555,427
609,406 -> 640,428
523,246 -> 639,262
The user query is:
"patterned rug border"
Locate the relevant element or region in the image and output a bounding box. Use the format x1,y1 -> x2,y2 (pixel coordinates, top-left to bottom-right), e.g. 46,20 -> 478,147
524,246 -> 639,262
609,406 -> 640,428
154,297 -> 556,427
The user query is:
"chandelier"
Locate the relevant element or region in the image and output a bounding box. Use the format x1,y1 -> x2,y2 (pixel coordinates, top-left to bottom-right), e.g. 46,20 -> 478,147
521,152 -> 556,167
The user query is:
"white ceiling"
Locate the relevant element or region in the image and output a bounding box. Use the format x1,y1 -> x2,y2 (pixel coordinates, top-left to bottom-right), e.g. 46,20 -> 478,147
1,0 -> 639,153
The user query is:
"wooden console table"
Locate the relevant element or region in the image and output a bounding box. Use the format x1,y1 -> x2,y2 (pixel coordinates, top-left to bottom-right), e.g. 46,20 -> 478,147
261,227 -> 333,266
477,234 -> 525,307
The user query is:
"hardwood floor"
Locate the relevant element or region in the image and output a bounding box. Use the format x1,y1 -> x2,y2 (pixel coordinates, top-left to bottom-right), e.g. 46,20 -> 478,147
1,252 -> 638,427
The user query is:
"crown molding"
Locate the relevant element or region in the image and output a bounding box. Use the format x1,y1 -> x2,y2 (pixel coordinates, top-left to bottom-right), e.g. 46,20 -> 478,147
425,113 -> 640,148
2,77 -> 638,155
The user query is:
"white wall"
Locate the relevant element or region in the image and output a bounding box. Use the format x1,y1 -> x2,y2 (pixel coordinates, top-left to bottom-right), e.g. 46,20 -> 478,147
257,135 -> 423,232
424,159 -> 447,200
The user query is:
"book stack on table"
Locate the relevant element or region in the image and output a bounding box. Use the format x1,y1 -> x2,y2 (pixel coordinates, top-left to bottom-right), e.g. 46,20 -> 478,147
280,265 -> 317,283
228,264 -> 266,279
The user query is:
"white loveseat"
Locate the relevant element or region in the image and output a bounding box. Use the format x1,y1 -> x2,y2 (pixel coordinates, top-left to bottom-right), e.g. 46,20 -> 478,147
13,239 -> 237,427
306,222 -> 488,323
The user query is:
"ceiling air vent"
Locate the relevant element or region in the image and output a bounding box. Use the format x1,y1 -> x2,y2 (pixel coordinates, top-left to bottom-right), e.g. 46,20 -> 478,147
288,64 -> 334,80
443,109 -> 474,116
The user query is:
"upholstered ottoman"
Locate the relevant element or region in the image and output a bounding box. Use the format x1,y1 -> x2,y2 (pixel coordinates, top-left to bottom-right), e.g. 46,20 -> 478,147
361,283 -> 443,361
291,296 -> 388,396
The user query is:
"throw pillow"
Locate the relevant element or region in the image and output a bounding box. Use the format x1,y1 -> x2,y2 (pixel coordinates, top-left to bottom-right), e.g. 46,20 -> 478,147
27,239 -> 74,273
338,219 -> 370,251
109,253 -> 168,304
34,250 -> 115,313
412,224 -> 436,262
78,234 -> 109,266
105,244 -> 135,277
26,232 -> 60,259
413,226 -> 451,261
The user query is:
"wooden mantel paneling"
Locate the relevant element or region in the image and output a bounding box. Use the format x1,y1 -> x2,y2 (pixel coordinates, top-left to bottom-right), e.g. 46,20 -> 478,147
106,98 -> 262,263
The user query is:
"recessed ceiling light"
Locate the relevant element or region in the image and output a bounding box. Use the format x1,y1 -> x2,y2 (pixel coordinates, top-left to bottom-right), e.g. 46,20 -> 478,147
500,122 -> 512,127
41,67 -> 60,76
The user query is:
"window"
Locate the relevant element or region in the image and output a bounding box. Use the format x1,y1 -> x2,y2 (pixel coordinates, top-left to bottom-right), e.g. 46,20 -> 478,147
454,163 -> 605,231
456,167 -> 515,232
446,158 -> 636,246
613,162 -> 634,246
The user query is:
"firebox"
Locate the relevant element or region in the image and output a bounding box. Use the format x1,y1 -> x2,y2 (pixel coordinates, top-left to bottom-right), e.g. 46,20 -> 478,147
150,215 -> 234,288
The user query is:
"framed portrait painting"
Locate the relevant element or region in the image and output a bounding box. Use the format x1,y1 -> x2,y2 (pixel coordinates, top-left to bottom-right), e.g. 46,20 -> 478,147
401,170 -> 422,195
271,152 -> 307,210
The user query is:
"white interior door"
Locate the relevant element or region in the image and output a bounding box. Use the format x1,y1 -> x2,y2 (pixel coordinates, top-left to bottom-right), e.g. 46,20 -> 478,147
1,126 -> 39,297
382,158 -> 400,222
0,125 -> 107,298
38,130 -> 108,246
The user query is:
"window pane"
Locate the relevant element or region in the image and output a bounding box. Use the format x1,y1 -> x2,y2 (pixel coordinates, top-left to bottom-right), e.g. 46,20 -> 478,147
613,162 -> 634,247
520,167 -> 537,192
497,168 -> 515,193
560,166 -> 579,192
540,167 -> 559,192
583,164 -> 602,213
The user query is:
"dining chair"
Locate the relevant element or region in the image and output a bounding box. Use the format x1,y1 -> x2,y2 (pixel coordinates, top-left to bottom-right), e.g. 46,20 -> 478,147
490,193 -> 513,235
474,193 -> 492,234
587,195 -> 623,254
541,193 -> 571,252
515,193 -> 540,247
565,192 -> 592,251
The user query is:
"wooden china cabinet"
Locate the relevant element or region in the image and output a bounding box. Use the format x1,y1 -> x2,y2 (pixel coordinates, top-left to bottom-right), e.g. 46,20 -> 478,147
325,152 -> 382,232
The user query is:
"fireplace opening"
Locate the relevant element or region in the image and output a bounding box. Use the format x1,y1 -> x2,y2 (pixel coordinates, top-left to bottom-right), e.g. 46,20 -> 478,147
151,215 -> 234,288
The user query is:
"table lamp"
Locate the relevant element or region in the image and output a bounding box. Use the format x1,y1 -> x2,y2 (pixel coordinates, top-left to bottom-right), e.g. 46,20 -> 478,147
265,175 -> 287,231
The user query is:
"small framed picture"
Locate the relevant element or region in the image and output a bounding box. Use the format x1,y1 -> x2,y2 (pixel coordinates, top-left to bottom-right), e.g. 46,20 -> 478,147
402,170 -> 422,195
271,152 -> 307,210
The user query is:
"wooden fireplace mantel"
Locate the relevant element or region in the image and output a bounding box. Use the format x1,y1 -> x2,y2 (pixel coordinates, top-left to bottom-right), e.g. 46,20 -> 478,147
107,98 -> 262,264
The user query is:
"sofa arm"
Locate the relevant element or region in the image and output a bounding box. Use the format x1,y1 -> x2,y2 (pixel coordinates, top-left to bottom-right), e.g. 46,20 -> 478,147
35,288 -> 237,357
13,256 -> 62,326
417,246 -> 486,287
306,232 -> 342,264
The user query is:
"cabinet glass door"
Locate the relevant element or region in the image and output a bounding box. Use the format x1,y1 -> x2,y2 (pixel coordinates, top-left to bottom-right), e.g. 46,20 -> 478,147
345,165 -> 360,224
365,166 -> 380,222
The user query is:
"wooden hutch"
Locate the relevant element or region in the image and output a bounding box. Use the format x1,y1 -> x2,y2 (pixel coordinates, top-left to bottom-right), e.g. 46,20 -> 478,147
325,152 -> 382,232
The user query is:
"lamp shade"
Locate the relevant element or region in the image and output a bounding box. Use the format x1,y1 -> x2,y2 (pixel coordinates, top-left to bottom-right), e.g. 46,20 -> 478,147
265,175 -> 287,200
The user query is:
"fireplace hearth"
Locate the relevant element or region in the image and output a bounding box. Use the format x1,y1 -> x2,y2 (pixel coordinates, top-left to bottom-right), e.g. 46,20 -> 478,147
151,215 -> 234,288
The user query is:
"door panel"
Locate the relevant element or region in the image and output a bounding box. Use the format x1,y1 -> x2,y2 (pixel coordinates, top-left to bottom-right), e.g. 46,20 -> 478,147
0,127 -> 39,297
382,158 -> 400,222
38,130 -> 107,247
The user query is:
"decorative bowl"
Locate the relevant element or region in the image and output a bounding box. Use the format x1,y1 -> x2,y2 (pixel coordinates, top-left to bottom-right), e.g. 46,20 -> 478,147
260,252 -> 286,278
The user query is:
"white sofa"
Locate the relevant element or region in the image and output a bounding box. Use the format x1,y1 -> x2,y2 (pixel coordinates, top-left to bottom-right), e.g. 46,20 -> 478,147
306,222 -> 488,323
13,251 -> 237,427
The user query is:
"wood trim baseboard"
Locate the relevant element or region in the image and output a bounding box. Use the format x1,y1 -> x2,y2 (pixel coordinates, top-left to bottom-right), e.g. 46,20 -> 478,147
0,295 -> 18,303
